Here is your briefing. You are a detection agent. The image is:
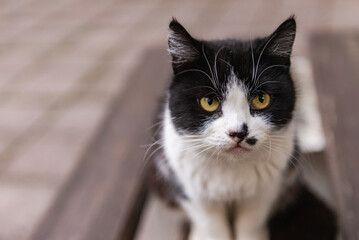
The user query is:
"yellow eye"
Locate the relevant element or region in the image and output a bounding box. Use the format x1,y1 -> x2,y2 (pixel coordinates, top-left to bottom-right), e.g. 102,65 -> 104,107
251,93 -> 270,110
200,97 -> 220,112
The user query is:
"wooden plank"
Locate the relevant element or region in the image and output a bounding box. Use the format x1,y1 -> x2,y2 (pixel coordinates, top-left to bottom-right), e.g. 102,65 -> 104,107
29,47 -> 171,240
135,195 -> 187,240
310,32 -> 359,240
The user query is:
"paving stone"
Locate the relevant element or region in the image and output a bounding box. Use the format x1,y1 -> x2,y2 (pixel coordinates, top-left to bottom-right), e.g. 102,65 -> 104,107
0,64 -> 25,88
5,139 -> 85,182
0,107 -> 43,131
5,62 -> 94,94
87,64 -> 129,94
0,134 -> 12,156
0,183 -> 55,240
0,43 -> 48,65
0,0 -> 28,15
52,95 -> 110,131
332,0 -> 359,30
0,1 -> 65,43
39,125 -> 93,147
0,91 -> 58,110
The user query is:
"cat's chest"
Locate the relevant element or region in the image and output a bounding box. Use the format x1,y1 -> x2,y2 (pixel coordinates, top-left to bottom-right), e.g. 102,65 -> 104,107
171,151 -> 281,202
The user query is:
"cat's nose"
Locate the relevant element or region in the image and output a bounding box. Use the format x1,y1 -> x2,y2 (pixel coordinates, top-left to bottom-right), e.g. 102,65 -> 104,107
228,123 -> 248,143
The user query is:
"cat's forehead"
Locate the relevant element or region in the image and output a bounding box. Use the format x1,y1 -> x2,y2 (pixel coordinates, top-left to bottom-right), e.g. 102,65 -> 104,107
205,39 -> 264,79
225,70 -> 248,92
207,39 -> 263,61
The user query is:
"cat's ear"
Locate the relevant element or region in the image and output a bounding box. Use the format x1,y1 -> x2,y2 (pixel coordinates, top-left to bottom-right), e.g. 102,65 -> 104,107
168,18 -> 200,67
265,16 -> 296,58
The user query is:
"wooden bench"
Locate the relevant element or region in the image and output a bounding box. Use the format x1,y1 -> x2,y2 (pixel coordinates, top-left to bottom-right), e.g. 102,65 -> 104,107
29,35 -> 354,239
29,48 -> 172,240
311,32 -> 359,240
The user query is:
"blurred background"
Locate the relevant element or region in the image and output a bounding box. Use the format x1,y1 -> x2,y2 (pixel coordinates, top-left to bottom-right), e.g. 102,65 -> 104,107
0,0 -> 358,239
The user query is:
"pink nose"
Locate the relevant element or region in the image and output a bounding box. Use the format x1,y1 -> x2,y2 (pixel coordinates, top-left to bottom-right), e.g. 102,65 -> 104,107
228,124 -> 248,143
229,131 -> 247,143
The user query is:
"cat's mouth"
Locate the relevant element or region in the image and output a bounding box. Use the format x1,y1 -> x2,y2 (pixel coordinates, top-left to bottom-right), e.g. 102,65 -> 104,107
228,144 -> 249,153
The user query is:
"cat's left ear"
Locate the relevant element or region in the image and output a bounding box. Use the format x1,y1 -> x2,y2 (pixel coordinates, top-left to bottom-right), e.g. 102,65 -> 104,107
265,16 -> 296,58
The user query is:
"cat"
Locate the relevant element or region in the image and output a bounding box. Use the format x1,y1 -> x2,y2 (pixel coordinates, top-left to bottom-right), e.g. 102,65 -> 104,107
147,16 -> 299,240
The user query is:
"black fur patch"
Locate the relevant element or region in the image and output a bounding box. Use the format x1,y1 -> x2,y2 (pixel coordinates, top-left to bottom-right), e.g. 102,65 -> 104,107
246,137 -> 258,145
269,181 -> 338,240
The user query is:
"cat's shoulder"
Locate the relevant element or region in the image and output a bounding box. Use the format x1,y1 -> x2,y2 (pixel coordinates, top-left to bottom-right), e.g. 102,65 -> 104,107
145,148 -> 187,207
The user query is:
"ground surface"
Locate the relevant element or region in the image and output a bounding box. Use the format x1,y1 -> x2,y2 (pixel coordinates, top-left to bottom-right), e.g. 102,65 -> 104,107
0,0 -> 358,239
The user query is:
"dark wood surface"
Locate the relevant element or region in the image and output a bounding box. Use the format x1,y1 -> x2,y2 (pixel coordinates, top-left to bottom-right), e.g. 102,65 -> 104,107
29,48 -> 171,240
310,32 -> 359,240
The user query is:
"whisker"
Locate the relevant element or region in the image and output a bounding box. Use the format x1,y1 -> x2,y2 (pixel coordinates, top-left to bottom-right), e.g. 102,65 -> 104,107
256,64 -> 288,82
254,33 -> 278,82
201,43 -> 219,90
219,58 -> 233,69
143,144 -> 164,166
146,120 -> 163,131
250,39 -> 256,82
183,85 -> 217,93
175,68 -> 213,83
191,145 -> 214,159
214,46 -> 226,87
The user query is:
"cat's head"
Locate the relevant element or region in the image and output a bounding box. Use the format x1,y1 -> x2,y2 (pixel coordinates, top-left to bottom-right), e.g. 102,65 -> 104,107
167,17 -> 296,160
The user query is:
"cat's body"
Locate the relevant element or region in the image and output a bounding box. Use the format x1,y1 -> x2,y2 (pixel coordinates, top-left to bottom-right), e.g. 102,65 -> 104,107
147,17 -> 300,240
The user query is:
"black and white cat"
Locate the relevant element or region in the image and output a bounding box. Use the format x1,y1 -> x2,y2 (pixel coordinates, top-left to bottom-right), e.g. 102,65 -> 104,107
148,16 -> 299,240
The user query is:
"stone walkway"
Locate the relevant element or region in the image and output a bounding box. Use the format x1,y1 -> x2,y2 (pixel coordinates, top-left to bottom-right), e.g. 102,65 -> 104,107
0,0 -> 357,239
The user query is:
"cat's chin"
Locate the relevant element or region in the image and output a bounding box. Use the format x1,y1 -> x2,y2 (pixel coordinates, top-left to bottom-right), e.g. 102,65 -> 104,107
202,145 -> 251,162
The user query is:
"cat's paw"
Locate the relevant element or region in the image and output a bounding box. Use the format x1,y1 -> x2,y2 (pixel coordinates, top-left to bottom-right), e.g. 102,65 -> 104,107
236,228 -> 268,240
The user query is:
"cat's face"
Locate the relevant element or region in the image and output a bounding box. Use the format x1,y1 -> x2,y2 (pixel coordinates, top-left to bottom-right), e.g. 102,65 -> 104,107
167,17 -> 296,160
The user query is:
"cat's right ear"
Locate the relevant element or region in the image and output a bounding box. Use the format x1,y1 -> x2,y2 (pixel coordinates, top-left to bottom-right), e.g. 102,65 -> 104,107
168,18 -> 200,69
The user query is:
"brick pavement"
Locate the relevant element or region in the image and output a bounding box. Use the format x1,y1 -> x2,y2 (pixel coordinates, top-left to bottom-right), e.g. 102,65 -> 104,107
0,0 -> 358,239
